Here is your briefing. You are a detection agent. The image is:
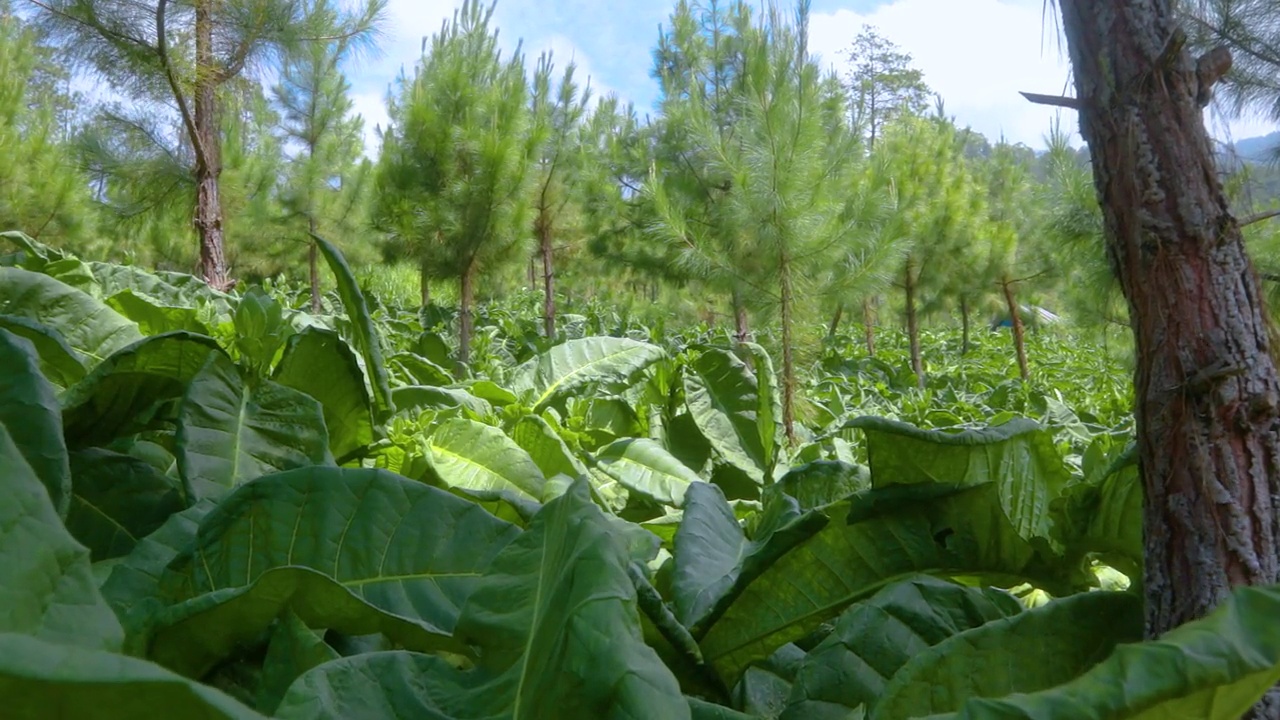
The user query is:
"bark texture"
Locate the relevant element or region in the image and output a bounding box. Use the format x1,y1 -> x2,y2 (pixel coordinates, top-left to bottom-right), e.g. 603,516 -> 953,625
193,0 -> 230,290
1002,280 -> 1030,381
904,258 -> 923,388
1059,0 -> 1280,688
459,265 -> 475,368
539,224 -> 556,339
862,297 -> 876,356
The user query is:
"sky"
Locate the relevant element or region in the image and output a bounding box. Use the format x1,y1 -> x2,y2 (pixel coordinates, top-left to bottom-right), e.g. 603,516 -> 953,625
346,0 -> 1277,154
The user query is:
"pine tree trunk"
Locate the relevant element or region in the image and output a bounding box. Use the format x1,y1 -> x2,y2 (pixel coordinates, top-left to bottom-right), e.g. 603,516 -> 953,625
862,297 -> 876,356
732,288 -> 750,344
193,0 -> 230,291
459,264 -> 474,367
527,253 -> 536,288
779,250 -> 796,444
904,259 -> 923,388
1002,281 -> 1029,381
419,262 -> 431,307
308,218 -> 320,314
1059,3 -> 1280,704
828,303 -> 844,339
960,297 -> 971,356
540,222 -> 556,339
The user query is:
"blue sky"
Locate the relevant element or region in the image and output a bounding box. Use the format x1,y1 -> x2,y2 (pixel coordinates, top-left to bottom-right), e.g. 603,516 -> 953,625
348,0 -> 1273,153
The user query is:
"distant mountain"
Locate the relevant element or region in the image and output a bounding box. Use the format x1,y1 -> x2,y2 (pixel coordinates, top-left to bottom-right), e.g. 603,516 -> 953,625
1229,131 -> 1280,162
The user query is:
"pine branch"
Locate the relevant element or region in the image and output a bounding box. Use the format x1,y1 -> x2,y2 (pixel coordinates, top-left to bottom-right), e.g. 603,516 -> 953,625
1019,91 -> 1081,109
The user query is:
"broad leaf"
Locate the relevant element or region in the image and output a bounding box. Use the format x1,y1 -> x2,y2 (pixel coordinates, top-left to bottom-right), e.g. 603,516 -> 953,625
511,414 -> 588,479
258,610 -> 340,715
0,266 -> 142,364
0,329 -> 72,515
273,327 -> 374,462
782,576 -> 1024,720
933,584 -> 1280,719
0,425 -> 123,651
511,336 -> 666,411
148,565 -> 468,678
425,418 -> 546,502
106,289 -> 211,336
389,351 -> 453,386
313,234 -> 394,420
392,385 -> 492,417
99,502 -> 215,622
684,348 -> 777,482
274,479 -> 688,720
593,437 -> 704,507
0,633 -> 266,720
66,448 -> 186,561
874,591 -> 1142,719
672,482 -> 827,630
162,467 -> 521,641
176,353 -> 332,496
61,332 -> 226,448
0,314 -> 86,387
697,481 -> 1073,686
88,261 -> 234,313
845,417 -> 1071,542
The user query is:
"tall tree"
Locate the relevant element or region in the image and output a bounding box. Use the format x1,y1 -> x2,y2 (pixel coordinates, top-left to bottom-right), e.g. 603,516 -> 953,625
529,54 -> 590,339
0,4 -> 96,246
651,0 -> 870,441
373,0 -> 536,366
1050,5 -> 1280,714
32,0 -> 383,289
835,25 -> 931,348
274,0 -> 376,312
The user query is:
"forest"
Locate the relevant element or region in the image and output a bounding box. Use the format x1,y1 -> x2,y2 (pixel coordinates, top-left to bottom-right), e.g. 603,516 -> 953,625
7,0 -> 1280,717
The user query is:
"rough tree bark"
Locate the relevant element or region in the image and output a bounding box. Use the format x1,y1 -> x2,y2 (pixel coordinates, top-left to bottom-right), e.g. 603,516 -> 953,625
862,297 -> 877,356
1054,3 -> 1280,710
960,296 -> 971,356
732,288 -> 751,344
419,262 -> 431,307
778,249 -> 797,444
308,218 -> 320,314
192,0 -> 230,290
1001,280 -> 1030,381
539,219 -> 556,339
458,263 -> 475,367
828,303 -> 844,339
904,258 -> 924,388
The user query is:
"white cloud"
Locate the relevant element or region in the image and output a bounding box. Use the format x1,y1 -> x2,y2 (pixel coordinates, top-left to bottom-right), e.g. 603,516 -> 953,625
807,0 -> 1267,147
808,0 -> 1077,147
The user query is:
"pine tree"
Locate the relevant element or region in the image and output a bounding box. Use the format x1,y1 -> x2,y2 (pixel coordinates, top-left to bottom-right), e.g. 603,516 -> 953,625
0,5 -> 96,247
373,0 -> 537,366
274,0 -> 376,312
33,0 -> 383,289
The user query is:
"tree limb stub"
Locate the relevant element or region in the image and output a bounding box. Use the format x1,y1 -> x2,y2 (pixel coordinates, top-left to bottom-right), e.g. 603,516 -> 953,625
1019,91 -> 1081,110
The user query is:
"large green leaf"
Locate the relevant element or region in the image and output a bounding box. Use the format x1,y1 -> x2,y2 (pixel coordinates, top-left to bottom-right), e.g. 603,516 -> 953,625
424,418 -> 546,502
1054,446 -> 1143,578
274,479 -> 689,720
672,482 -> 828,630
684,348 -> 777,482
106,289 -> 212,336
392,385 -> 493,417
273,327 -> 374,462
0,314 -> 87,387
389,351 -> 454,386
257,609 -> 340,715
66,448 -> 186,561
100,501 -> 216,622
0,328 -> 72,515
510,336 -> 666,411
874,591 -> 1141,719
88,261 -> 235,313
782,576 -> 1024,720
933,584 -> 1280,719
61,332 -> 226,448
176,353 -> 332,497
148,565 -> 467,679
162,467 -> 521,641
0,425 -> 123,651
511,414 -> 588,480
697,480 -> 1073,686
0,633 -> 265,720
313,234 -> 394,421
845,417 -> 1072,542
593,437 -> 704,507
0,266 -> 142,363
